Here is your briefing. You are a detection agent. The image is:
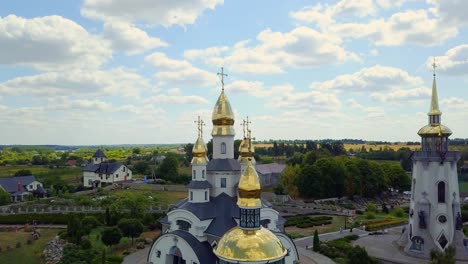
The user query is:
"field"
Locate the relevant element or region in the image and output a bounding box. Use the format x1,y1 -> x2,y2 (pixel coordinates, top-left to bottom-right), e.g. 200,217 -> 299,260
109,189 -> 187,206
0,165 -> 82,184
0,229 -> 60,264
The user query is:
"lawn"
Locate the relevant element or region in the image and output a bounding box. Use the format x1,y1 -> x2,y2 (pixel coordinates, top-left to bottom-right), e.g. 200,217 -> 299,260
286,215 -> 344,238
0,229 -> 60,264
459,181 -> 468,193
109,189 -> 186,206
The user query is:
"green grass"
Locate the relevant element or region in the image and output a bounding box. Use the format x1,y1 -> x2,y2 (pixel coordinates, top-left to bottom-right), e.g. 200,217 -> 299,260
109,189 -> 187,206
459,182 -> 468,193
0,229 -> 60,264
0,165 -> 82,184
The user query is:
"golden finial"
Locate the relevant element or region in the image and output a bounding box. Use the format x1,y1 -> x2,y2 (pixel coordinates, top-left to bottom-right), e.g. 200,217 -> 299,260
217,67 -> 228,91
194,116 -> 205,138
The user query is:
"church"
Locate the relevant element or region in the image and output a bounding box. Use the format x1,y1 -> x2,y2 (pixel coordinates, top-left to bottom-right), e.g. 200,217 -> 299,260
148,71 -> 299,264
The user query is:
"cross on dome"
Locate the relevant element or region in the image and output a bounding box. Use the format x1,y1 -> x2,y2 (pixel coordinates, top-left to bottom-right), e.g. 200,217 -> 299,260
217,67 -> 228,91
194,116 -> 205,138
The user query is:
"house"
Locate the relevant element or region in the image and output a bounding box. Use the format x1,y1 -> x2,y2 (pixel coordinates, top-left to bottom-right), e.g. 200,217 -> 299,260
255,163 -> 286,187
83,149 -> 132,187
0,176 -> 47,202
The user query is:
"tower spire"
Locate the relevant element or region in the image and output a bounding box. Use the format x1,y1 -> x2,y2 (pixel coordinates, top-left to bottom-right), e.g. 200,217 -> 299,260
429,57 -> 441,117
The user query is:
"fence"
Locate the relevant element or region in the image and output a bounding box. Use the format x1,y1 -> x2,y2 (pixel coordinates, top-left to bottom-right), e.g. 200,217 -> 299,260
0,205 -> 170,215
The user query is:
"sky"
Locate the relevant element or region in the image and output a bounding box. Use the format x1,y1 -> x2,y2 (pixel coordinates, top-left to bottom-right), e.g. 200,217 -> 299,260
1,0 -> 468,145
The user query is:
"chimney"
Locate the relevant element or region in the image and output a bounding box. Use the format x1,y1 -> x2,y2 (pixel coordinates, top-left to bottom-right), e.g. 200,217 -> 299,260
17,183 -> 22,191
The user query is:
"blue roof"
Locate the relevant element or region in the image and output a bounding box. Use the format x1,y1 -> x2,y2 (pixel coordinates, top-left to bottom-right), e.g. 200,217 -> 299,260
0,176 -> 37,194
206,158 -> 240,171
83,162 -> 123,174
93,149 -> 107,158
187,180 -> 212,189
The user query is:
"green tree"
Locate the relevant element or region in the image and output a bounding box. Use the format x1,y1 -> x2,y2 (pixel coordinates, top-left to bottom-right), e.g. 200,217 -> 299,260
118,218 -> 144,246
301,151 -> 317,166
81,216 -> 100,236
132,147 -> 141,155
114,192 -> 150,218
313,230 -> 320,252
430,246 -> 456,264
157,153 -> 179,180
347,246 -> 377,264
101,227 -> 122,247
296,164 -> 321,198
67,215 -> 83,244
133,161 -> 150,175
280,165 -> 300,198
0,188 -> 11,205
314,158 -> 346,198
14,169 -> 32,176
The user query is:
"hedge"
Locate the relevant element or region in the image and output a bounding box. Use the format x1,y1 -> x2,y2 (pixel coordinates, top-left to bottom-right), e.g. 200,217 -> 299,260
285,215 -> 333,228
364,218 -> 407,231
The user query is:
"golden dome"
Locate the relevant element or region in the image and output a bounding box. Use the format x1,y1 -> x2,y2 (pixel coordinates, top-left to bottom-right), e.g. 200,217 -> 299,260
418,124 -> 452,137
214,227 -> 287,262
238,159 -> 261,208
191,137 -> 209,165
212,91 -> 235,136
239,138 -> 255,164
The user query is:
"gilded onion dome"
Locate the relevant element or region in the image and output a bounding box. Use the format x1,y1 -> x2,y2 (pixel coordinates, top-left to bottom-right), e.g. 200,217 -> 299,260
214,159 -> 286,262
214,227 -> 287,262
212,91 -> 235,136
191,137 -> 209,165
238,159 -> 261,208
418,69 -> 452,137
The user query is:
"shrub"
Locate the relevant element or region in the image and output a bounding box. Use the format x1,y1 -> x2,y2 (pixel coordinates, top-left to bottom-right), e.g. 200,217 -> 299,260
365,211 -> 376,219
80,239 -> 92,250
313,230 -> 320,252
393,207 -> 405,218
366,203 -> 377,213
27,239 -> 33,245
16,241 -> 21,248
344,234 -> 359,242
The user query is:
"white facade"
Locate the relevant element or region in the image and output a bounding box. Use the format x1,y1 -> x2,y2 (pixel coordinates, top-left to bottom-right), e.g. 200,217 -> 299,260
213,135 -> 235,159
148,233 -> 201,264
83,164 -> 132,187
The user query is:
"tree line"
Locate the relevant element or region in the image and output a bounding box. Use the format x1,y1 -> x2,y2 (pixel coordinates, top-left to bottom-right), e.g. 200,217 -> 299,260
278,151 -> 411,199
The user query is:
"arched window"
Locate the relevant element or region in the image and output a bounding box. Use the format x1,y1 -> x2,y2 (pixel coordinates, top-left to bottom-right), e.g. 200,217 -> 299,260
193,170 -> 196,179
221,142 -> 226,154
202,170 -> 205,179
176,220 -> 191,231
204,191 -> 207,200
438,182 -> 445,203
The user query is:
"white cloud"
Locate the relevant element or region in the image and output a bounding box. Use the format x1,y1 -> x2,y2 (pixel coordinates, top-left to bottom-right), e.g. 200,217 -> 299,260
291,3 -> 458,47
428,45 -> 468,75
82,0 -> 223,27
429,0 -> 468,26
103,21 -> 168,55
271,90 -> 341,112
145,52 -> 217,87
0,68 -> 149,98
0,15 -> 111,70
312,65 -> 423,92
371,87 -> 431,102
145,95 -> 210,105
185,26 -> 358,74
225,81 -> 293,98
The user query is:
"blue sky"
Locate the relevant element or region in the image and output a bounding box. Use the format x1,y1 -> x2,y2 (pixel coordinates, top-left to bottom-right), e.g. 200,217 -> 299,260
1,0 -> 468,145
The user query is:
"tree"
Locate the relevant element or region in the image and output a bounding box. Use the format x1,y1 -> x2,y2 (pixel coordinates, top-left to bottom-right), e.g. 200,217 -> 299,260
0,188 -> 11,205
14,169 -> 32,176
314,158 -> 346,198
157,153 -> 179,180
67,215 -> 83,244
430,246 -> 456,264
114,192 -> 150,218
132,147 -> 141,155
81,216 -> 100,236
347,246 -> 377,264
313,230 -> 320,252
133,161 -> 150,175
296,164 -> 321,198
280,165 -> 300,198
101,227 -> 122,247
118,218 -> 144,246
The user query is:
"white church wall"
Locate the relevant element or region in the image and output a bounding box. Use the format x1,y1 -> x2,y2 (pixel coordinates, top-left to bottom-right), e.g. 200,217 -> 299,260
148,234 -> 200,264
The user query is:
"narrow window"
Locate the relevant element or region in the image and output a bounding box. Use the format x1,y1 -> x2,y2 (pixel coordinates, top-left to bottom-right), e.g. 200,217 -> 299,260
412,179 -> 416,200
193,170 -> 196,179
156,250 -> 161,258
190,191 -> 193,201
116,174 -> 119,178
221,178 -> 226,188
221,142 -> 226,154
205,191 -> 207,200
202,170 -> 205,179
438,182 -> 445,203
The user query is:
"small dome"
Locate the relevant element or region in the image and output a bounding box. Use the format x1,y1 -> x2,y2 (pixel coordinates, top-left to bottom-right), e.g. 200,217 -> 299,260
238,159 -> 261,208
191,137 -> 208,165
212,91 -> 235,136
214,227 -> 286,262
418,124 -> 452,137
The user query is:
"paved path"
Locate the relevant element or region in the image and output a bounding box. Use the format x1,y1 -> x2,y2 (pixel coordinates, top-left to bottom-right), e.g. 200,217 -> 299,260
122,246 -> 150,264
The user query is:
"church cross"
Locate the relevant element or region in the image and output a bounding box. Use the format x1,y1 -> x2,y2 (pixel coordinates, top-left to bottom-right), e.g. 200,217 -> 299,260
217,67 -> 228,91
194,116 -> 205,138
432,57 -> 436,77
242,116 -> 251,138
